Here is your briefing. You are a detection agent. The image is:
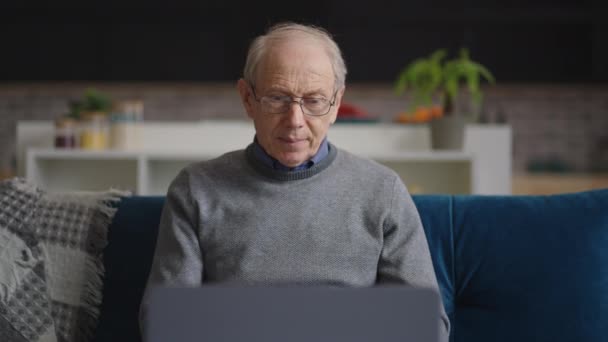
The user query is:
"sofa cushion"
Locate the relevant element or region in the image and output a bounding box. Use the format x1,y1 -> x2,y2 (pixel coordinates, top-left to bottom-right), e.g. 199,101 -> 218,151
451,189 -> 608,342
94,197 -> 164,342
412,195 -> 456,325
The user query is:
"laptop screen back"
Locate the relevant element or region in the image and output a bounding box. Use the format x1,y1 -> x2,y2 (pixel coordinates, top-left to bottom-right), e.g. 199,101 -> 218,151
146,286 -> 441,342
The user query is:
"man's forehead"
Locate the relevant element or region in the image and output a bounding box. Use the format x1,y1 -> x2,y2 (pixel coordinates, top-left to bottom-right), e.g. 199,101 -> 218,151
256,40 -> 334,83
265,37 -> 329,62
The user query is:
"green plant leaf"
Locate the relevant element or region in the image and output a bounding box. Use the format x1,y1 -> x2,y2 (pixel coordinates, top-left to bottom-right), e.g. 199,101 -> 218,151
394,47 -> 494,119
82,88 -> 111,112
394,49 -> 447,113
65,88 -> 112,119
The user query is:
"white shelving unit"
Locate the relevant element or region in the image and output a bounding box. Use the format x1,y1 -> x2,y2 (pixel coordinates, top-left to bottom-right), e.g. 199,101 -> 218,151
18,120 -> 511,195
26,149 -> 475,195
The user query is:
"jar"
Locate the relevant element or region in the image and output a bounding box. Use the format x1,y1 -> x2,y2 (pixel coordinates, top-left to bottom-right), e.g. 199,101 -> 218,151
54,118 -> 77,148
109,100 -> 144,150
80,112 -> 109,150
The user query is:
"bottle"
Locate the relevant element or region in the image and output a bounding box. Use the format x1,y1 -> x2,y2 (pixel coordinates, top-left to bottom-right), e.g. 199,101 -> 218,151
54,117 -> 77,148
110,100 -> 144,150
80,112 -> 109,150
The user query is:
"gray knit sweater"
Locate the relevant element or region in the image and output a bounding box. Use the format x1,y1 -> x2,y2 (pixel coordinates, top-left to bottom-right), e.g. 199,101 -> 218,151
142,143 -> 450,339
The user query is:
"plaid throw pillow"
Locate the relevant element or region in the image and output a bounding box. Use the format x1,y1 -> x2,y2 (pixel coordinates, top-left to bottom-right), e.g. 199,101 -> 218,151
0,178 -> 126,342
0,181 -> 56,342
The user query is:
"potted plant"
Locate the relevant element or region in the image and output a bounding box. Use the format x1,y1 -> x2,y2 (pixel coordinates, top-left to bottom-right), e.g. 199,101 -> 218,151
394,48 -> 495,149
67,88 -> 112,120
65,88 -> 113,149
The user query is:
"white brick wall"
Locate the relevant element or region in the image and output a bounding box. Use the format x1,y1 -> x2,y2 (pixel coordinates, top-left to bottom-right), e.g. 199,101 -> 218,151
1,83 -> 607,175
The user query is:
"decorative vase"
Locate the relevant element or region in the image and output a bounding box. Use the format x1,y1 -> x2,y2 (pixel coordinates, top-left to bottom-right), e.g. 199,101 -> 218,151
430,115 -> 466,150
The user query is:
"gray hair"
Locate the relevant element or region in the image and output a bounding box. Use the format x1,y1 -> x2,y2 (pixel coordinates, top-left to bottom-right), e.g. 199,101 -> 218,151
243,22 -> 347,89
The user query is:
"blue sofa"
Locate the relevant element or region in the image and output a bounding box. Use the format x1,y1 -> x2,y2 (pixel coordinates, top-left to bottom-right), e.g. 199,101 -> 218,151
94,190 -> 608,342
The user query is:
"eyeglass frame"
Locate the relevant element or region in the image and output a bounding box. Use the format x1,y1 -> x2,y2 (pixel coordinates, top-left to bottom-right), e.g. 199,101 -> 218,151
249,83 -> 339,117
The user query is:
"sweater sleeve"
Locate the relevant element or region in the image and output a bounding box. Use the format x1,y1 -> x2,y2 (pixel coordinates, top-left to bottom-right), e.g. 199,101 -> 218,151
139,169 -> 203,340
378,176 -> 450,341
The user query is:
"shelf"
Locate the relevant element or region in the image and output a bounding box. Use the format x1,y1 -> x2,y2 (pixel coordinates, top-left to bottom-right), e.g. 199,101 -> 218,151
28,157 -> 138,194
29,148 -> 472,162
26,148 -> 477,195
20,121 -> 512,195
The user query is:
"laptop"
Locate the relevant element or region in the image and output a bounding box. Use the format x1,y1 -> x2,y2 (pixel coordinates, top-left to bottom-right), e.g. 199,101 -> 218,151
146,286 -> 441,342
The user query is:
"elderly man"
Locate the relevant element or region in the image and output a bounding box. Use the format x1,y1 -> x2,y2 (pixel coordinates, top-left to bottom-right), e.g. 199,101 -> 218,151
141,22 -> 449,339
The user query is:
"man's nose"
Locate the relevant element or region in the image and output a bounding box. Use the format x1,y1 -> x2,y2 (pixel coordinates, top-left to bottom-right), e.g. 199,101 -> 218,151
284,101 -> 306,127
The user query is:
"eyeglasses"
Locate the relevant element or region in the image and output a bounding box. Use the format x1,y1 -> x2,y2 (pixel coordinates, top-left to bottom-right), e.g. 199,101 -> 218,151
250,85 -> 338,117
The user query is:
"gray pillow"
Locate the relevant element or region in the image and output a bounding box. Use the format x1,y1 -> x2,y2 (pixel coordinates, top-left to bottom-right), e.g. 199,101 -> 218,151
0,179 -> 56,342
0,178 -> 126,342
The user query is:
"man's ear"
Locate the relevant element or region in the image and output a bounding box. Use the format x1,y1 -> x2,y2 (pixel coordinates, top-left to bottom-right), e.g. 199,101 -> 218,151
237,78 -> 255,119
329,86 -> 346,125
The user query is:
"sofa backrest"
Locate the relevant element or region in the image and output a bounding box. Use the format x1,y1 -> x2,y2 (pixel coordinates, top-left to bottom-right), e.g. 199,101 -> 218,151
417,190 -> 608,342
95,190 -> 608,342
94,197 -> 164,342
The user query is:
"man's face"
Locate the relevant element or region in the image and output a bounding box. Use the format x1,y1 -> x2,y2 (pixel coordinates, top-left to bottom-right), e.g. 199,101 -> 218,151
238,38 -> 344,168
